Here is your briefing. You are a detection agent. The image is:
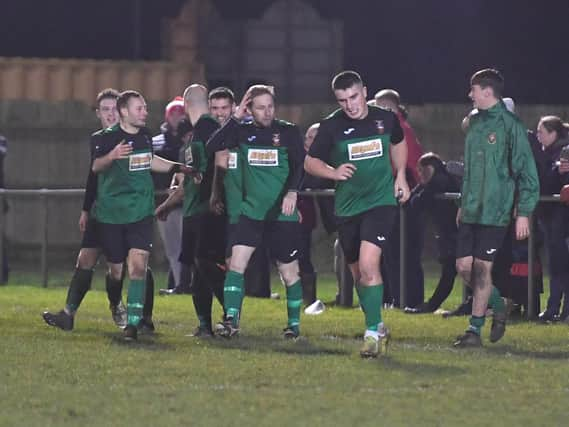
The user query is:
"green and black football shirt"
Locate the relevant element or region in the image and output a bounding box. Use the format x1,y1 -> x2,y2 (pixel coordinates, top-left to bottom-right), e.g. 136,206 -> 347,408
93,124 -> 154,225
309,105 -> 404,218
181,114 -> 220,218
207,118 -> 305,222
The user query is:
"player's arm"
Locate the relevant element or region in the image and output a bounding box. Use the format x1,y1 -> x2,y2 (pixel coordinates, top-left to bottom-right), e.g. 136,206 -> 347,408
304,123 -> 357,181
210,150 -> 229,215
150,154 -> 195,175
92,137 -> 132,173
389,114 -> 410,202
510,123 -> 540,240
155,173 -> 185,220
281,127 -> 305,216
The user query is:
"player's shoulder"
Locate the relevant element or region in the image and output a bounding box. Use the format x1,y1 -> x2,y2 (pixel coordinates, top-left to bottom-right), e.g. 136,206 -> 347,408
98,124 -> 122,140
322,108 -> 345,122
368,105 -> 398,122
197,114 -> 220,128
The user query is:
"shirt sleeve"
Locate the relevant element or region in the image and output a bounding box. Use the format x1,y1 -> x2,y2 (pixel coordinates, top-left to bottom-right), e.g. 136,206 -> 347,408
93,133 -> 115,159
390,113 -> 404,145
285,125 -> 305,192
510,122 -> 540,217
82,168 -> 97,212
307,121 -> 333,162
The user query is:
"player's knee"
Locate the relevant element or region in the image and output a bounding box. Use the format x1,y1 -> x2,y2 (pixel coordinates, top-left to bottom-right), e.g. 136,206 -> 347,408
76,248 -> 97,269
107,263 -> 123,281
279,264 -> 300,286
358,262 -> 380,285
456,259 -> 471,279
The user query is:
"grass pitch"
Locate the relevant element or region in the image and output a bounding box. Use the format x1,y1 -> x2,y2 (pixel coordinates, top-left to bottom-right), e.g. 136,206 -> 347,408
1,272 -> 568,426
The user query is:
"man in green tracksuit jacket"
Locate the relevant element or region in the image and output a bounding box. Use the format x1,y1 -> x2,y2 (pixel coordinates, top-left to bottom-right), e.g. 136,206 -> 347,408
454,69 -> 539,348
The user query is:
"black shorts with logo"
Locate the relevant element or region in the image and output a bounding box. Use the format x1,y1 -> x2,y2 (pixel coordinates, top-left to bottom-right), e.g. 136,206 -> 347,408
232,215 -> 300,264
456,222 -> 508,262
337,205 -> 397,264
80,217 -> 100,249
99,216 -> 153,264
179,213 -> 226,265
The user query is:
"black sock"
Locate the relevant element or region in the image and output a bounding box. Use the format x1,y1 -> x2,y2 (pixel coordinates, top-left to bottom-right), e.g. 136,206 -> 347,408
105,273 -> 123,307
143,268 -> 154,320
65,268 -> 93,313
192,269 -> 213,328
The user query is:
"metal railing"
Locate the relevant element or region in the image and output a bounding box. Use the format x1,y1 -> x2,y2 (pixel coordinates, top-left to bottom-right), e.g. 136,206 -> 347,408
0,188 -> 561,320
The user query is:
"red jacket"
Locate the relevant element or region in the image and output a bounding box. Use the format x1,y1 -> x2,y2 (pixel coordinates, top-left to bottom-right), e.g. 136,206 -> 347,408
397,111 -> 423,188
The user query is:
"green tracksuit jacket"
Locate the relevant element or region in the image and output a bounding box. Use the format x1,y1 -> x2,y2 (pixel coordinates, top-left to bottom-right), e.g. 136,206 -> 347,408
460,101 -> 539,226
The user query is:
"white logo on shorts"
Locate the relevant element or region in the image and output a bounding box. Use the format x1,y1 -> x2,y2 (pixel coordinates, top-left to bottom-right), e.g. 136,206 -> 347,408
290,249 -> 298,257
377,236 -> 386,242
486,248 -> 497,255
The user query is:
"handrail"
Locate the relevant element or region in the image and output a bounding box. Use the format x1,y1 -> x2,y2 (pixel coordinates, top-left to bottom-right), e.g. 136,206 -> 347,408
0,188 -> 563,320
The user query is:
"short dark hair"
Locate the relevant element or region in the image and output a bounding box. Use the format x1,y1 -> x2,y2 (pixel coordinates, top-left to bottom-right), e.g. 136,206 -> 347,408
209,87 -> 235,103
470,68 -> 504,98
418,152 -> 445,172
332,70 -> 363,91
95,88 -> 119,108
117,90 -> 143,117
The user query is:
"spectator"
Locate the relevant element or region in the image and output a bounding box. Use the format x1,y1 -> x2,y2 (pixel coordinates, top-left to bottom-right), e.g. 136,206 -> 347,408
153,97 -> 190,294
535,115 -> 569,322
404,153 -> 460,314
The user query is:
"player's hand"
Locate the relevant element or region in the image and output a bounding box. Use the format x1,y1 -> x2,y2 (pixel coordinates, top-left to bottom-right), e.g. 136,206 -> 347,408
456,207 -> 462,228
210,191 -> 225,215
234,91 -> 252,121
155,203 -> 170,221
394,174 -> 410,203
559,159 -> 569,174
281,191 -> 298,216
333,163 -> 356,181
193,173 -> 203,184
110,141 -> 132,160
515,216 -> 530,240
78,210 -> 89,233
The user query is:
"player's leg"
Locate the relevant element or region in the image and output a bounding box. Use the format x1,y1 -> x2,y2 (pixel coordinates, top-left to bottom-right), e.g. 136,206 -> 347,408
123,217 -> 153,340
357,206 -> 396,358
269,220 -> 302,338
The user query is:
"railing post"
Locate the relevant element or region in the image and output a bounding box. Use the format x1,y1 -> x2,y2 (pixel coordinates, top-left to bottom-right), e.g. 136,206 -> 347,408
0,191 -> 4,284
399,203 -> 406,309
40,190 -> 48,288
527,212 -> 535,320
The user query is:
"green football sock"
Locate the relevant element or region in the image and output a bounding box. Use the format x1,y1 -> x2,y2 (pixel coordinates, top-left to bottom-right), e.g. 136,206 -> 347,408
467,315 -> 486,335
356,284 -> 383,332
65,268 -> 93,314
127,278 -> 146,326
488,286 -> 506,313
286,280 -> 302,328
224,270 -> 244,326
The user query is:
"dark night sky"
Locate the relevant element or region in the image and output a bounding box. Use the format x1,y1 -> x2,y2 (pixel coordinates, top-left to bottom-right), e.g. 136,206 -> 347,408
1,0 -> 568,103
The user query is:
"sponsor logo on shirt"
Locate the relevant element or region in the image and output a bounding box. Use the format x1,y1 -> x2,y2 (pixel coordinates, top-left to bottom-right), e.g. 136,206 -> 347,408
347,138 -> 383,161
488,132 -> 496,144
248,148 -> 279,166
228,152 -> 238,169
184,146 -> 193,165
129,152 -> 152,171
272,133 -> 281,146
375,120 -> 385,134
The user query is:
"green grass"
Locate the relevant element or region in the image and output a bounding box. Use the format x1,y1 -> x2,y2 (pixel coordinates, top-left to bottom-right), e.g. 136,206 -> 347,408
1,273 -> 569,427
